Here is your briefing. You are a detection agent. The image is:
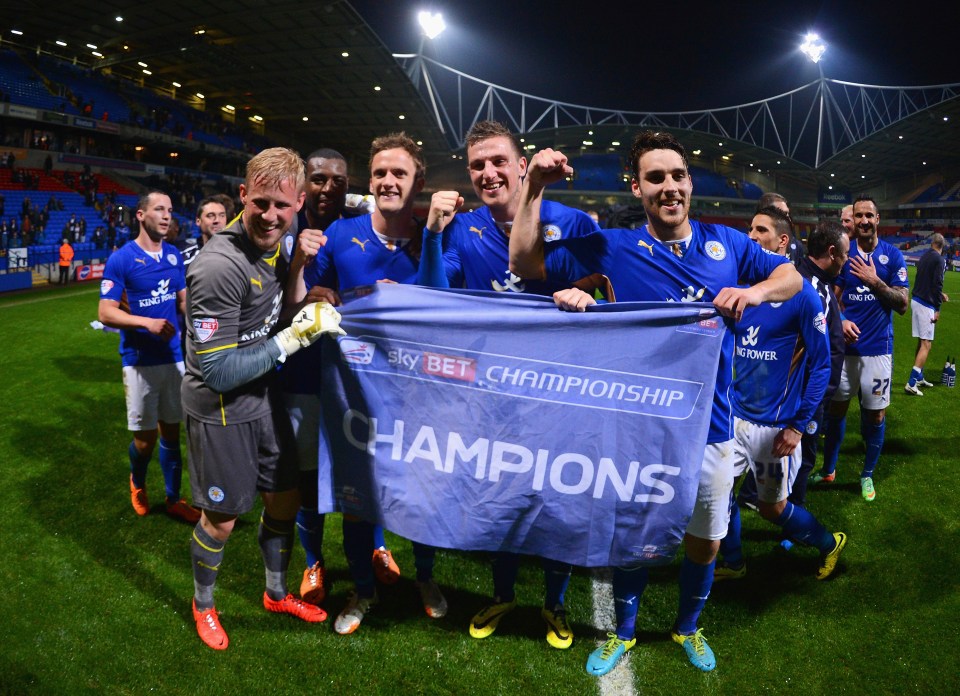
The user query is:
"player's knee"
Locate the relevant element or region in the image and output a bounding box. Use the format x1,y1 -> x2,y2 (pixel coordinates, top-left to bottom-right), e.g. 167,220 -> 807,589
758,500 -> 785,522
683,534 -> 720,564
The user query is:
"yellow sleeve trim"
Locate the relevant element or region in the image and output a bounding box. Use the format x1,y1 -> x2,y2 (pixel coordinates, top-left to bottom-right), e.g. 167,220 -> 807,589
219,394 -> 227,426
196,343 -> 238,355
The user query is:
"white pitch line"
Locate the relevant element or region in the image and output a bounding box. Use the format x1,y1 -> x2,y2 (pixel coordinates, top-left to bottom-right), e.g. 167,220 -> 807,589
0,286 -> 96,309
591,568 -> 638,696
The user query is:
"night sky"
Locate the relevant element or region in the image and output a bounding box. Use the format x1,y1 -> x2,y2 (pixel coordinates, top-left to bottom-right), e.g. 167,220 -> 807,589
352,0 -> 960,112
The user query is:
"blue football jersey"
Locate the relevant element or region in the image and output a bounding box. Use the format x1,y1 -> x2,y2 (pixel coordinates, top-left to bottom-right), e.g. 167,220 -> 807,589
437,199 -> 599,294
304,214 -> 420,291
731,280 -> 831,431
286,215 -> 421,395
836,238 -> 908,356
544,220 -> 791,443
100,240 -> 185,367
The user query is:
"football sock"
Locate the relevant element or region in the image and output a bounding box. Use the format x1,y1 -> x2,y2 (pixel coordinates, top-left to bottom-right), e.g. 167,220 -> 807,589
909,367 -> 922,387
860,415 -> 886,478
157,437 -> 182,501
191,524 -> 224,611
775,501 -> 833,553
258,512 -> 294,601
612,566 -> 649,640
342,518 -> 376,598
542,559 -> 572,608
719,491 -> 744,567
296,507 -> 325,568
821,413 -> 846,476
128,441 -> 150,489
412,542 -> 436,582
373,524 -> 387,550
675,556 -> 714,635
491,552 -> 520,603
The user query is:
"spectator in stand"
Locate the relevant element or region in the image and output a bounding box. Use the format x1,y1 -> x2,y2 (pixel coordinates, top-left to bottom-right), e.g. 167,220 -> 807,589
58,238 -> 73,284
93,226 -> 105,249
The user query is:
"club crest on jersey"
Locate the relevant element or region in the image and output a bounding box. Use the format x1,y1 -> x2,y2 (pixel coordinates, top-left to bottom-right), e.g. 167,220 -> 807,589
193,317 -> 219,342
207,486 -> 225,503
705,241 -> 726,260
340,338 -> 377,365
770,302 -> 783,308
878,254 -> 889,265
542,224 -> 562,242
806,420 -> 818,435
814,311 -> 827,334
284,235 -> 294,257
100,279 -> 114,295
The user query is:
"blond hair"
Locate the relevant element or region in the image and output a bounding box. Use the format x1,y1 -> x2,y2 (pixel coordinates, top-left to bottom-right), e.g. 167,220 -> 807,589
245,147 -> 305,192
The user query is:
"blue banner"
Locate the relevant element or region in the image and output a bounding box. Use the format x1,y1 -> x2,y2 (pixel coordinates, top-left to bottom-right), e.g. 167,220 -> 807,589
317,284 -> 725,567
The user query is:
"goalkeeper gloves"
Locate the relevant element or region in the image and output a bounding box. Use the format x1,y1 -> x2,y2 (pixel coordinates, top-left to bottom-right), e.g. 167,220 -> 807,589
274,302 -> 346,359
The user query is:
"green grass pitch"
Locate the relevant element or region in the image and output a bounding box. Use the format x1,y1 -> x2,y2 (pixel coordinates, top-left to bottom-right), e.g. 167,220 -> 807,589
1,267 -> 957,695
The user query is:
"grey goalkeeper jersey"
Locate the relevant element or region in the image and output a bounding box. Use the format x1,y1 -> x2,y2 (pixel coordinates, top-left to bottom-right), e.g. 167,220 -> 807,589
182,219 -> 288,424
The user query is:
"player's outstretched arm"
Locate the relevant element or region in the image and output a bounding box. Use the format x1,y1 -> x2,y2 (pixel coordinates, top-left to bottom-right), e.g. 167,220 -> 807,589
713,263 -> 801,321
509,148 -> 573,280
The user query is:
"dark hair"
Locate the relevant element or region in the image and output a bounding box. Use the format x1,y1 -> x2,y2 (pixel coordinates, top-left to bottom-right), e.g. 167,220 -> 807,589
757,191 -> 788,211
306,148 -> 346,163
369,132 -> 425,178
195,196 -> 225,220
465,120 -> 522,159
628,130 -> 688,180
212,193 -> 236,220
807,219 -> 845,258
754,205 -> 793,237
136,189 -> 169,212
853,194 -> 878,211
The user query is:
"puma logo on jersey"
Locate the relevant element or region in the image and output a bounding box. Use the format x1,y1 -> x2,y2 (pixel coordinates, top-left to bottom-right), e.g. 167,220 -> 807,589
134,258 -> 146,265
469,226 -> 485,239
351,237 -> 369,252
250,276 -> 262,290
637,240 -> 655,256
741,325 -> 760,346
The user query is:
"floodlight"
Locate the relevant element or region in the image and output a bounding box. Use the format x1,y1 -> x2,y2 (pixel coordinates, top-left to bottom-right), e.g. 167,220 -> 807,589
800,32 -> 826,64
418,11 -> 446,40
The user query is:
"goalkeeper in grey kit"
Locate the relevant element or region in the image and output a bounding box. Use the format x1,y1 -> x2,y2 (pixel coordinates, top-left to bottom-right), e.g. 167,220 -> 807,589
181,147 -> 345,651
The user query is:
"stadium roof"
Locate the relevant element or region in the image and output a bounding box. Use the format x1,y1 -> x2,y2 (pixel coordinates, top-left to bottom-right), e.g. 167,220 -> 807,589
4,0 -> 450,163
4,1 -> 959,195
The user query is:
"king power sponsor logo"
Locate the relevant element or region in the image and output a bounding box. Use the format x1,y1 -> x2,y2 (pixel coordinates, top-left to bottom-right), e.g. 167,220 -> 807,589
338,336 -> 704,419
138,278 -> 176,307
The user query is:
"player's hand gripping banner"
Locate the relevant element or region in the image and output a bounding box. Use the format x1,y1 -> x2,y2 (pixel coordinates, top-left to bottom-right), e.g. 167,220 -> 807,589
316,284 -> 724,567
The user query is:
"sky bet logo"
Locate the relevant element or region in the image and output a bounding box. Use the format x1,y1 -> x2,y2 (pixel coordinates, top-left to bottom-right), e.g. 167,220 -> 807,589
387,347 -> 477,383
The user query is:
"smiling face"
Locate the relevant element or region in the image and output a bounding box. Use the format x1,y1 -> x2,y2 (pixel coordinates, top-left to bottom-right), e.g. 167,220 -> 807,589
631,148 -> 692,237
466,135 -> 527,220
196,201 -> 226,243
368,148 -> 424,218
853,199 -> 879,244
239,177 -> 303,252
304,156 -> 348,227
